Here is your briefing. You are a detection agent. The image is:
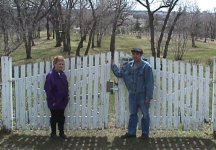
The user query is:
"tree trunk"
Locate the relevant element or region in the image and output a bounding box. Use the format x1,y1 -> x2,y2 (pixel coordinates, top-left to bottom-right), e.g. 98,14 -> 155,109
66,32 -> 71,55
55,30 -> 62,47
84,30 -> 93,55
191,33 -> 196,47
62,30 -> 66,51
16,33 -> 21,42
23,32 -> 32,59
53,29 -> 55,39
76,35 -> 86,56
204,37 -> 207,43
3,28 -> 9,53
62,25 -> 71,54
97,33 -> 102,47
148,13 -> 156,57
110,28 -> 116,59
157,11 -> 171,57
32,39 -> 35,46
91,30 -> 95,48
53,1 -> 63,47
85,21 -> 97,55
37,26 -> 40,38
46,17 -> 50,40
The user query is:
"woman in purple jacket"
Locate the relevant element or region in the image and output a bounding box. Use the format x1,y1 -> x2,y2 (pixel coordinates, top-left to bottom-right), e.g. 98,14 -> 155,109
44,56 -> 69,139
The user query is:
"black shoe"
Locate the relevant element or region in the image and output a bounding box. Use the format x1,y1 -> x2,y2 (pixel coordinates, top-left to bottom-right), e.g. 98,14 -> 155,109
120,133 -> 136,139
138,134 -> 149,140
50,133 -> 58,139
59,134 -> 67,139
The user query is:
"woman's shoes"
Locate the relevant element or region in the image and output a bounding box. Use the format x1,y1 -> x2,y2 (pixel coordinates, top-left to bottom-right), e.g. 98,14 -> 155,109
59,133 -> 67,139
50,133 -> 58,139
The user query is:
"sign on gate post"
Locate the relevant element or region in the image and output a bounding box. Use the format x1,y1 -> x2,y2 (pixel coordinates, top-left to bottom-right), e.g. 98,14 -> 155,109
1,56 -> 13,131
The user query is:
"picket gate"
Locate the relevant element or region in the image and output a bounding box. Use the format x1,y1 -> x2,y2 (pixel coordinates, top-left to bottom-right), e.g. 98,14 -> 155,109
1,52 -> 216,137
1,53 -> 111,130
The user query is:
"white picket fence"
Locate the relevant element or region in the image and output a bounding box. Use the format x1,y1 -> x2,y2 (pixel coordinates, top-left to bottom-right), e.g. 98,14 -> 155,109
1,52 -> 216,134
1,53 -> 111,130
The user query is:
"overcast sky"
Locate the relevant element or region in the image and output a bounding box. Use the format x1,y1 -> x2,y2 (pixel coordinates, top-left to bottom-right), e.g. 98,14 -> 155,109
135,0 -> 216,12
194,0 -> 216,11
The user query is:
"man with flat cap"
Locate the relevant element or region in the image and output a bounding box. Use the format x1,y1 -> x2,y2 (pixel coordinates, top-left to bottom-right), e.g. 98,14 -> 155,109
111,48 -> 154,139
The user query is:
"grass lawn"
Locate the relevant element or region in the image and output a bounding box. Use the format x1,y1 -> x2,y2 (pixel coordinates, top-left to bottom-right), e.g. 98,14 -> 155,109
6,33 -> 216,65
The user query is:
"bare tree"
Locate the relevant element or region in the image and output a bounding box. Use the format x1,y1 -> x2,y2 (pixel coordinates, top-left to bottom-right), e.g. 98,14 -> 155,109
169,9 -> 188,60
156,0 -> 180,58
110,0 -> 131,59
14,0 -> 57,59
75,0 -> 113,56
46,15 -> 51,40
0,0 -> 23,56
188,7 -> 201,48
50,0 -> 64,47
163,7 -> 185,58
96,15 -> 111,47
84,0 -> 112,55
0,0 -> 12,54
136,0 -> 171,57
95,1 -> 114,48
209,9 -> 216,40
59,0 -> 78,55
200,11 -> 211,43
84,0 -> 98,55
75,0 -> 91,56
172,32 -> 188,60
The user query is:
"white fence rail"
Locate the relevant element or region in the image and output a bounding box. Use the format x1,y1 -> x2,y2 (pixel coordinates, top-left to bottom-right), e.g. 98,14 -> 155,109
1,52 -> 216,136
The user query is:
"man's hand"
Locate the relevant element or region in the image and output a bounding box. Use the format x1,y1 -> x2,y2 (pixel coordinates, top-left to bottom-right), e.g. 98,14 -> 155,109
144,99 -> 151,107
145,99 -> 151,104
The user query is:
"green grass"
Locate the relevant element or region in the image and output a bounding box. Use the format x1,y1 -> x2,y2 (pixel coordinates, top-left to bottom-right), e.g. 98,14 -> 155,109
6,33 -> 216,66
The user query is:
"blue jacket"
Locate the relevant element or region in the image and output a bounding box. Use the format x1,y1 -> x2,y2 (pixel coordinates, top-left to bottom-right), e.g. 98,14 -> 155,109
44,69 -> 69,109
111,59 -> 154,100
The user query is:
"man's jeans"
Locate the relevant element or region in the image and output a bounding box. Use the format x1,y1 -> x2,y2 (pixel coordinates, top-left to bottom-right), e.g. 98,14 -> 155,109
128,93 -> 150,136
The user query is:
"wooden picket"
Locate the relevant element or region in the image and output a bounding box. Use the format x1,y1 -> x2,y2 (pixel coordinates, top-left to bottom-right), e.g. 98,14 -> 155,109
1,57 -> 13,130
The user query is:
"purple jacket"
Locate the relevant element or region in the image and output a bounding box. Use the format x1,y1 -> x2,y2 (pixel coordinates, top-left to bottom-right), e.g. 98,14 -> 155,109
44,69 -> 69,109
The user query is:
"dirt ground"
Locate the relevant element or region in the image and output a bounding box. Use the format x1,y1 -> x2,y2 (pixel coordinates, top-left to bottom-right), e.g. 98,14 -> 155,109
0,127 -> 216,150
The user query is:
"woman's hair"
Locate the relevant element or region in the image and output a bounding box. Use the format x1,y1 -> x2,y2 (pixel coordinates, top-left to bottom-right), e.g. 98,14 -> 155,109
53,55 -> 65,65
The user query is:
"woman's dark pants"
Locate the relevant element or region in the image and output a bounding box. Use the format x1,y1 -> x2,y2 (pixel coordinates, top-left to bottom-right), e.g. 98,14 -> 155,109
50,109 -> 65,136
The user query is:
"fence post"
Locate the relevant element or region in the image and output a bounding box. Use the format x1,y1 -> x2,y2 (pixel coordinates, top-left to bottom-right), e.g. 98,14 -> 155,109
1,56 -> 13,130
213,59 -> 216,139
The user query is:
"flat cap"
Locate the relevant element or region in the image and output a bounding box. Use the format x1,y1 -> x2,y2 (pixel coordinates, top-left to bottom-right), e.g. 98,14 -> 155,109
131,48 -> 143,54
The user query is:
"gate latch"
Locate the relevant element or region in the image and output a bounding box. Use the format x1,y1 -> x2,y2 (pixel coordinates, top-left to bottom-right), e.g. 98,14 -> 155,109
106,80 -> 114,92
